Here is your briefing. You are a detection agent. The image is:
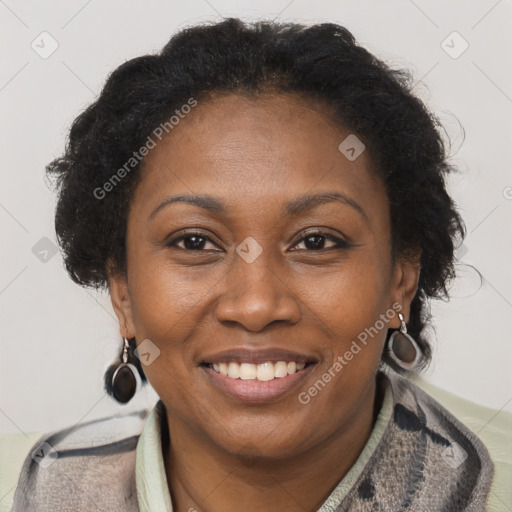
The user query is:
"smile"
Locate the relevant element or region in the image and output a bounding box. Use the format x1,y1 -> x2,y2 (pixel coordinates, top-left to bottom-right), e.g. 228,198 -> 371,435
201,358 -> 316,403
207,361 -> 307,381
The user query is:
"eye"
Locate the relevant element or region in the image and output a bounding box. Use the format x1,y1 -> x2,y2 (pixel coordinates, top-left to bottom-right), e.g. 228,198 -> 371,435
167,230 -> 349,252
168,233 -> 220,251
290,231 -> 350,251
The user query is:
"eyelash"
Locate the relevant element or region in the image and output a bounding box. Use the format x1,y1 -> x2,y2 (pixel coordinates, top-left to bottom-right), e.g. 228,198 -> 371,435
167,230 -> 351,252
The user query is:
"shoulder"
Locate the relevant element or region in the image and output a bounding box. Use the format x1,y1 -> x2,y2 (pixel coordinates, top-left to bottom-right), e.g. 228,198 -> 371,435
0,431 -> 45,512
414,377 -> 512,511
0,408 -> 150,512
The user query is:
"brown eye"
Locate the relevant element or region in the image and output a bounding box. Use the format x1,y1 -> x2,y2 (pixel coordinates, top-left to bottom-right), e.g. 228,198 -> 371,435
169,234 -> 220,251
291,232 -> 349,251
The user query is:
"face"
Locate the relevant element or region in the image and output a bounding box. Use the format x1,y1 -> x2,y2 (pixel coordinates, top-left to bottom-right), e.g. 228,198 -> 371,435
109,93 -> 419,459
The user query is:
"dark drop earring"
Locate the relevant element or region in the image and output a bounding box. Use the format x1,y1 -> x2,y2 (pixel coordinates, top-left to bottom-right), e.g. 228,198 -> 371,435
386,313 -> 421,370
111,337 -> 140,403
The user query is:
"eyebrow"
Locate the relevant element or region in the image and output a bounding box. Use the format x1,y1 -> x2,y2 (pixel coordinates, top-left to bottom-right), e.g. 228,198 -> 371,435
148,192 -> 368,223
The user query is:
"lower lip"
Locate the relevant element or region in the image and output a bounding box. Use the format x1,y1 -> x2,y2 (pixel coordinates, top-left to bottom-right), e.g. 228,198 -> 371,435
202,365 -> 315,403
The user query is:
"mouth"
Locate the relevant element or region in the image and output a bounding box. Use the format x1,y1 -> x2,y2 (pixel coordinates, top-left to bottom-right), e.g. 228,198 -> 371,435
199,348 -> 318,403
200,360 -> 313,381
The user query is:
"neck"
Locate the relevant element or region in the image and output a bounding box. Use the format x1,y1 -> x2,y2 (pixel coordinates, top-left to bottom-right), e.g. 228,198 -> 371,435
163,379 -> 380,512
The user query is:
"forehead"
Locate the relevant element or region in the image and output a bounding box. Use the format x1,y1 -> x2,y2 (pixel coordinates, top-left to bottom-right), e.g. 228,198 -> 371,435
132,92 -> 386,216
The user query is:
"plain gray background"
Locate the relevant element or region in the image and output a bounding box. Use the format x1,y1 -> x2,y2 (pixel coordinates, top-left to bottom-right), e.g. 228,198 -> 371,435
1,0 -> 511,435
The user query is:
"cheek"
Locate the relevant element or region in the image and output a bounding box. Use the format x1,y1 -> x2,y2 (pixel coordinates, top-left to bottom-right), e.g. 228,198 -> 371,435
126,246 -> 222,338
295,254 -> 393,383
292,260 -> 392,420
299,251 -> 393,327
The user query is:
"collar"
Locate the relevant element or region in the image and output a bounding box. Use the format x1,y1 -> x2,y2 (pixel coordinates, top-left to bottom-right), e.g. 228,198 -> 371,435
135,376 -> 393,512
136,399 -> 173,512
135,371 -> 494,510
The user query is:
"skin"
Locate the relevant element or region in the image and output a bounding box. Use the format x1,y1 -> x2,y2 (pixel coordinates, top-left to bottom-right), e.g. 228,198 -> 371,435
109,93 -> 420,512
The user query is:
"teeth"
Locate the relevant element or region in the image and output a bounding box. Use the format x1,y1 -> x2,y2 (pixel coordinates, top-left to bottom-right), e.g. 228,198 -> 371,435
257,362 -> 274,381
239,363 -> 257,380
287,361 -> 297,375
227,362 -> 240,379
274,361 -> 288,378
210,360 -> 307,381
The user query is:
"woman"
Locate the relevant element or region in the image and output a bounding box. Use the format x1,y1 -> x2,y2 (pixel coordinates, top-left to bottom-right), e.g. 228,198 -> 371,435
1,18 -> 510,512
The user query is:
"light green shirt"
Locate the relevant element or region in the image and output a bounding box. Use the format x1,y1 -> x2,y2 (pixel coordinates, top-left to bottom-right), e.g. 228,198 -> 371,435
1,379 -> 511,511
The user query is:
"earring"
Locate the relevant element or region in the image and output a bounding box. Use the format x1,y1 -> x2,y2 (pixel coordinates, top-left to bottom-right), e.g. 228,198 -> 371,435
386,313 -> 421,370
111,337 -> 139,403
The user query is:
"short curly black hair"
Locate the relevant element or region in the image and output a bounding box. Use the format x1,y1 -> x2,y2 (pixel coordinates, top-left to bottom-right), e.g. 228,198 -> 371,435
47,18 -> 464,389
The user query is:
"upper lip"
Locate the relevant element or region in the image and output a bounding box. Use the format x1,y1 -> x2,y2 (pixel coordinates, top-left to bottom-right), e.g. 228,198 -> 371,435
200,347 -> 318,365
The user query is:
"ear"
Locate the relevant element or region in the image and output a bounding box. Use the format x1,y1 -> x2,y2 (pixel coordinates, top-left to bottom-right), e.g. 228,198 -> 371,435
107,267 -> 136,339
388,251 -> 421,328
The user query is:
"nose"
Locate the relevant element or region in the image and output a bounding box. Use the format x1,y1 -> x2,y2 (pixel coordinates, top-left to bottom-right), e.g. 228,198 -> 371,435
214,254 -> 301,332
